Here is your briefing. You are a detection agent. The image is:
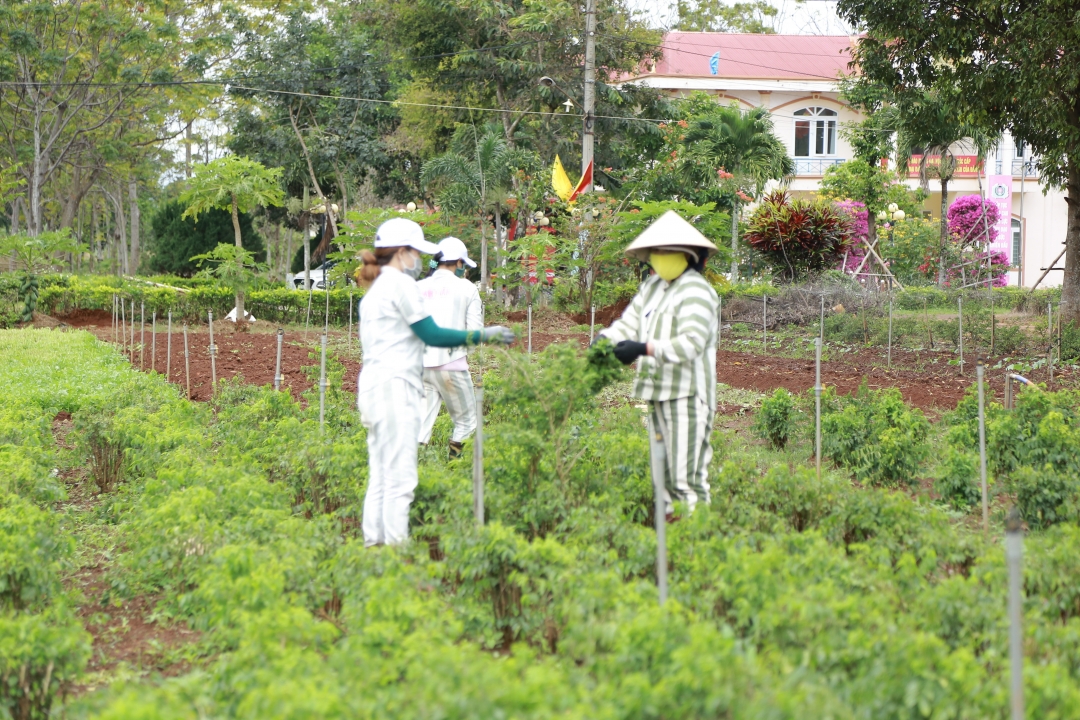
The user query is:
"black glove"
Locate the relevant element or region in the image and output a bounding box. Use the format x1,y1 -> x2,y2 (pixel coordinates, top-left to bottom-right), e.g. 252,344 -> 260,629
613,340 -> 647,365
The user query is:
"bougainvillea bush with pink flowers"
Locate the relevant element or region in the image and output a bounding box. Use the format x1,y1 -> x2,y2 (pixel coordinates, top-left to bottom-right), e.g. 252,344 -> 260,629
947,194 -> 1000,246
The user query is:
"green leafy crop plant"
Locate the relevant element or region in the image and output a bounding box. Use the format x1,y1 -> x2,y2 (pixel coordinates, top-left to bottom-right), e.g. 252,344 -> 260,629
6,328 -> 1080,718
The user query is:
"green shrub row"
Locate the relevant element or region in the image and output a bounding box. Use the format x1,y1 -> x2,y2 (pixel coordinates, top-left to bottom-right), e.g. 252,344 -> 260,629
2,273 -> 361,327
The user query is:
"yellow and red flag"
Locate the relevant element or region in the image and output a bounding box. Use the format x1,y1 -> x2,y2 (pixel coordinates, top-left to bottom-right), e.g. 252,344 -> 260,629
569,160 -> 592,202
551,155 -> 574,202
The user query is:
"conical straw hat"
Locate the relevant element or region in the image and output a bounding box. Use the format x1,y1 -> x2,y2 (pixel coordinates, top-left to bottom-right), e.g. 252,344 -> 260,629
623,210 -> 718,262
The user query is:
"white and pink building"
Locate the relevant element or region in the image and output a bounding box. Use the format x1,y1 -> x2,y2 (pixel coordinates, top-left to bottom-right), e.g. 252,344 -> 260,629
620,32 -> 1066,287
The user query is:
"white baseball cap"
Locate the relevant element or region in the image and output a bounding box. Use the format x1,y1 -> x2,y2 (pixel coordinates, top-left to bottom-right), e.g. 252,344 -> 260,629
374,218 -> 440,254
435,237 -> 477,268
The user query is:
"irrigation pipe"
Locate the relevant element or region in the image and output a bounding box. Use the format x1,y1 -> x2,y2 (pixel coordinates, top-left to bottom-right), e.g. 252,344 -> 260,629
1048,302 -> 1054,385
129,300 -> 135,359
528,304 -> 533,355
112,295 -> 117,343
590,304 -> 595,344
347,292 -> 353,351
118,297 -> 124,349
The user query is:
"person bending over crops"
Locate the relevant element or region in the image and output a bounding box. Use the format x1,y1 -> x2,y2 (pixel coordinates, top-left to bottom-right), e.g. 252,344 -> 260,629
594,210 -> 720,520
416,237 -> 483,459
355,218 -> 514,547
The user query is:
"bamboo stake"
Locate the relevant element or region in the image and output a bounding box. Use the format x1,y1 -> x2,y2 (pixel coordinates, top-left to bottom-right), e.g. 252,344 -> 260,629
347,292 -> 353,350
119,298 -> 126,352
1006,508 -> 1025,720
319,333 -> 328,430
151,311 -> 156,371
166,311 -> 172,380
274,329 -> 284,391
958,297 -> 964,375
977,363 -> 989,537
527,304 -> 533,354
183,323 -> 191,399
208,310 -> 217,393
140,301 -> 145,369
762,294 -> 767,351
130,300 -> 136,360
815,336 -> 822,482
589,304 -> 595,344
887,296 -> 893,370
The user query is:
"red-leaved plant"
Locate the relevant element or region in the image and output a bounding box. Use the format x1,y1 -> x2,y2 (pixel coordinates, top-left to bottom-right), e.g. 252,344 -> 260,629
744,190 -> 854,280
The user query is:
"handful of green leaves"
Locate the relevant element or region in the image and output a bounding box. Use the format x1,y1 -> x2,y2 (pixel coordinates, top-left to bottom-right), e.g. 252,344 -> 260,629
586,338 -> 626,394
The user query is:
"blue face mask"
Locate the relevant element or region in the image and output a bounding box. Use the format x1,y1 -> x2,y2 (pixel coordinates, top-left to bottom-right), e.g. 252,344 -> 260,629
455,267 -> 467,278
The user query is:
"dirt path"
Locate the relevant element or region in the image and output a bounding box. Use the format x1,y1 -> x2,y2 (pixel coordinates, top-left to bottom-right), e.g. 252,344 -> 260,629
51,411 -> 202,694
59,308 -> 1075,412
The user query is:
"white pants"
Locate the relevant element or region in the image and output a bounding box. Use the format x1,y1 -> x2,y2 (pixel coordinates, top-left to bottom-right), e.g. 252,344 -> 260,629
357,379 -> 422,547
418,369 -> 477,444
649,395 -> 713,513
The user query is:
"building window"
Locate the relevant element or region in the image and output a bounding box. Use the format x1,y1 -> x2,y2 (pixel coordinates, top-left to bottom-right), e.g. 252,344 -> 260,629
1012,218 -> 1022,266
794,107 -> 837,157
1014,141 -> 1026,159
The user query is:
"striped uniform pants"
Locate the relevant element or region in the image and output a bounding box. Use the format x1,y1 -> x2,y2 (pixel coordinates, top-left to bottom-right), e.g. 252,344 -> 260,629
418,369 -> 477,444
649,395 -> 713,513
357,378 -> 422,547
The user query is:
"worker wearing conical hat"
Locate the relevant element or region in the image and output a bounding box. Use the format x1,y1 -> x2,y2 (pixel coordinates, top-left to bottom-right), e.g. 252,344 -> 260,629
595,210 -> 720,518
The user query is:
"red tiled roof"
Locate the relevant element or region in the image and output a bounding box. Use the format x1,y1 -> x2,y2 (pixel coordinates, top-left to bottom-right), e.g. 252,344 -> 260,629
641,33 -> 856,81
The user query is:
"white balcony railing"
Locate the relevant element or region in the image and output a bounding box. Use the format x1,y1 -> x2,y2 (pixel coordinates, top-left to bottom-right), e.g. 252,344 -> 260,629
791,158 -> 845,176
993,158 -> 1039,177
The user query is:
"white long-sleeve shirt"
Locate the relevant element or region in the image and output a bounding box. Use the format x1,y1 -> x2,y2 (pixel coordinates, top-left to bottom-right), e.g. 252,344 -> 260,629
416,268 -> 483,369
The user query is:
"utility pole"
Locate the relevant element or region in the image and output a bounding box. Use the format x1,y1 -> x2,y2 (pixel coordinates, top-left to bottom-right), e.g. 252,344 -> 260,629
581,0 -> 597,192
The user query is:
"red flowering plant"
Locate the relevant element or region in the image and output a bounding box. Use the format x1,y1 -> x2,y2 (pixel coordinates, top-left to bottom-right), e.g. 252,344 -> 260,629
744,191 -> 854,281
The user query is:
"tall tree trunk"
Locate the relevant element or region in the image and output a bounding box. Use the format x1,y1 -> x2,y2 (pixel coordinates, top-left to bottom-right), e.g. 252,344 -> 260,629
113,185 -> 128,275
231,194 -> 246,331
128,177 -> 140,272
1062,162 -> 1080,323
937,177 -> 949,287
730,200 -> 739,279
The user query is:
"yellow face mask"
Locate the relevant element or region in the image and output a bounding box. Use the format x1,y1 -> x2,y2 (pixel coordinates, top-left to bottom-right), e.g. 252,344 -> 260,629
649,251 -> 688,282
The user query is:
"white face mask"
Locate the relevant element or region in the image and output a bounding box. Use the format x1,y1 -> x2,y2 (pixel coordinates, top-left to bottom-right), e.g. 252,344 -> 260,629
402,251 -> 423,279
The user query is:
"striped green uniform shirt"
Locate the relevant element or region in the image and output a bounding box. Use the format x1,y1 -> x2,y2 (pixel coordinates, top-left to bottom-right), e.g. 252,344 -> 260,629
601,270 -> 719,408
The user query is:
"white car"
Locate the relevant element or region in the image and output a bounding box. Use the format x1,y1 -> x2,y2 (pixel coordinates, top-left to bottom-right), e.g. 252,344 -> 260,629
287,261 -> 337,290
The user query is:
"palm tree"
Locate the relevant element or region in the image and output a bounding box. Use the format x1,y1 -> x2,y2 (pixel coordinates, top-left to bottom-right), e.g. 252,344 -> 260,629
894,92 -> 996,286
680,105 -> 793,278
421,124 -> 537,292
